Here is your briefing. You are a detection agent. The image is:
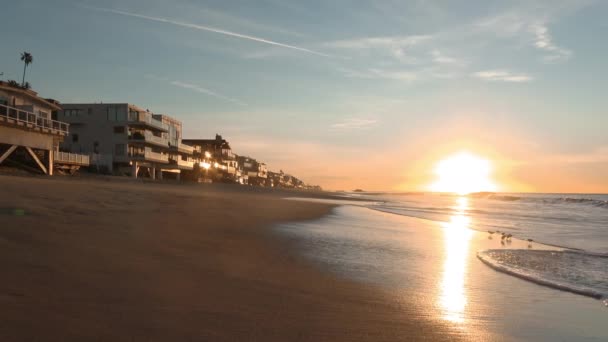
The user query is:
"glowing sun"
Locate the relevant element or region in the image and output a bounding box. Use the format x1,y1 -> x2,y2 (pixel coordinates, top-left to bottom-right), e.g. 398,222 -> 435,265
429,151 -> 498,195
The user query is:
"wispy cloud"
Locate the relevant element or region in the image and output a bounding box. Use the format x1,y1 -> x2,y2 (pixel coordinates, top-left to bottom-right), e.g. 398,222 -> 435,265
145,74 -> 246,105
170,81 -> 247,106
85,6 -> 331,57
529,24 -> 572,62
348,68 -> 420,82
472,70 -> 533,82
330,118 -> 378,130
187,5 -> 307,38
430,50 -> 466,67
474,11 -> 573,63
324,35 -> 432,49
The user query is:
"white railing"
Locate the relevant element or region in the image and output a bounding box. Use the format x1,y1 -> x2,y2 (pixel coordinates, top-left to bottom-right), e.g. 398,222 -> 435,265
130,131 -> 169,147
0,103 -> 69,135
54,151 -> 90,166
129,150 -> 169,163
176,159 -> 194,169
127,111 -> 169,131
175,142 -> 194,154
144,131 -> 168,146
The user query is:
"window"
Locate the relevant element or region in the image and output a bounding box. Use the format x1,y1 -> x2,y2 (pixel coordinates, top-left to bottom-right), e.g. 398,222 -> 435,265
106,106 -> 117,121
72,134 -> 79,143
87,107 -> 92,115
115,144 -> 125,156
114,126 -> 125,134
116,107 -> 127,121
64,109 -> 82,117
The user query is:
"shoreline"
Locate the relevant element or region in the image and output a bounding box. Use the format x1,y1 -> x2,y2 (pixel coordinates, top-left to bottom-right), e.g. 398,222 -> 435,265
0,174 -> 459,341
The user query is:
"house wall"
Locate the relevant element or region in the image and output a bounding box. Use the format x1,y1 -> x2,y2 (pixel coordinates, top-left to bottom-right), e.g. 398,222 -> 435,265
58,103 -> 130,158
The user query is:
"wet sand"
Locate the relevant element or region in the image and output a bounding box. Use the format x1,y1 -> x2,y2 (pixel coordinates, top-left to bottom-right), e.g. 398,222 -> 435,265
0,175 -> 459,341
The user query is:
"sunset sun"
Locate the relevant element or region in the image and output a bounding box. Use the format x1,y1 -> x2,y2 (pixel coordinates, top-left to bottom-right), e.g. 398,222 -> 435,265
429,151 -> 498,195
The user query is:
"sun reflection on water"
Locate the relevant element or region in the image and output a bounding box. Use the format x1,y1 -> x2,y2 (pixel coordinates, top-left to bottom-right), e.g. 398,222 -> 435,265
438,196 -> 473,324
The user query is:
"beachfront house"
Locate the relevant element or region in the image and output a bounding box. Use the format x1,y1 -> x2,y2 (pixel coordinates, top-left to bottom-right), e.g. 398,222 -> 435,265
236,155 -> 268,186
0,81 -> 89,175
57,103 -> 194,180
183,134 -> 239,183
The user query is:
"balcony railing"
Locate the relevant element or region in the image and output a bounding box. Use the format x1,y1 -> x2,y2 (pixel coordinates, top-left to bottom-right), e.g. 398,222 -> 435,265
127,111 -> 169,132
129,150 -> 169,163
176,159 -> 194,169
130,131 -> 169,148
0,103 -> 69,136
54,151 -> 90,166
172,141 -> 194,154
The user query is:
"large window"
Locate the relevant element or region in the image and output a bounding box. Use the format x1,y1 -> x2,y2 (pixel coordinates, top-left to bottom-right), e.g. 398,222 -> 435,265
106,106 -> 117,121
114,126 -> 125,134
116,106 -> 127,121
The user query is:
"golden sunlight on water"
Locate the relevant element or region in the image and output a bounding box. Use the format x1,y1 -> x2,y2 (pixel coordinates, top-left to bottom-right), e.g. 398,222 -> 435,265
438,196 -> 474,324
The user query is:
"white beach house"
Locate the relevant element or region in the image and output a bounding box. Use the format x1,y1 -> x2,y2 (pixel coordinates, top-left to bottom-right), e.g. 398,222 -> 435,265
57,103 -> 194,180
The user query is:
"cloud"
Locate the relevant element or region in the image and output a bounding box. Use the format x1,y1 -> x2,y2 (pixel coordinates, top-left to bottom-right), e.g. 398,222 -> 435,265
472,70 -> 533,82
85,6 -> 331,58
529,23 -> 572,62
431,50 -> 466,66
146,74 -> 246,105
324,35 -> 432,49
169,81 -> 247,106
330,118 -> 378,130
188,5 -> 307,38
474,11 -> 573,63
338,67 -> 419,82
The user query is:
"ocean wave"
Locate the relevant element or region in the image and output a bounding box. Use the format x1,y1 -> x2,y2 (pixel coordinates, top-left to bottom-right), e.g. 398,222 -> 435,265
477,249 -> 607,300
480,194 -> 608,208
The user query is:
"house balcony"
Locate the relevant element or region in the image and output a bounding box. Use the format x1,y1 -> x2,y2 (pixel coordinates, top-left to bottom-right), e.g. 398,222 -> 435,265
129,131 -> 169,148
170,158 -> 194,170
127,111 -> 169,132
128,150 -> 169,164
53,151 -> 90,166
0,103 -> 69,136
171,141 -> 194,155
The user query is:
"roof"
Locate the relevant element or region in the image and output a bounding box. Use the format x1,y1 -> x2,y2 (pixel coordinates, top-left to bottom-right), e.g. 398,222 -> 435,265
183,135 -> 231,150
0,81 -> 62,111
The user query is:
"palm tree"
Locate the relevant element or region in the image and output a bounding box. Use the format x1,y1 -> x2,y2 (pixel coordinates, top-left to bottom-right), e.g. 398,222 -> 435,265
20,52 -> 33,87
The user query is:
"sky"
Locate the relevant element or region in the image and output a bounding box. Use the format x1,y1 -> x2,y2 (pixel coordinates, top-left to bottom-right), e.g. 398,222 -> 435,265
1,0 -> 607,192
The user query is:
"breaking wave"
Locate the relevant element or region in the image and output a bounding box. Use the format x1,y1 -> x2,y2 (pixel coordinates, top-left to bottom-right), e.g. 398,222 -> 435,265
477,249 -> 608,300
472,193 -> 608,209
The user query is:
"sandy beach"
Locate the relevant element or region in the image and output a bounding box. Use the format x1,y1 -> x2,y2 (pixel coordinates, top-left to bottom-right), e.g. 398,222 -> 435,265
0,175 -> 461,341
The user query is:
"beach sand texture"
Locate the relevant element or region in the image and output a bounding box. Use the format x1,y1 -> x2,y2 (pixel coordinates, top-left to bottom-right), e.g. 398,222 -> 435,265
0,176 -> 459,341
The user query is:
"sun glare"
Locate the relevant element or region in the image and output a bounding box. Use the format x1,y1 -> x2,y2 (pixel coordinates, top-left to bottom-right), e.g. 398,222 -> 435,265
430,151 -> 498,195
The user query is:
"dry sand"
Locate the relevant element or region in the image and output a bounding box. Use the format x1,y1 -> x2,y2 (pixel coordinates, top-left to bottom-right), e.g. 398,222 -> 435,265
0,175 -> 458,341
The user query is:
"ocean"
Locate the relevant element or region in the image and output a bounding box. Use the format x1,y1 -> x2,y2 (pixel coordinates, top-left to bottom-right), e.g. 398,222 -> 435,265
279,192 -> 608,319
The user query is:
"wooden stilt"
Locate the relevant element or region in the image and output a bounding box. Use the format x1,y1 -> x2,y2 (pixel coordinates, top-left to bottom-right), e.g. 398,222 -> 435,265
25,147 -> 48,174
0,145 -> 18,164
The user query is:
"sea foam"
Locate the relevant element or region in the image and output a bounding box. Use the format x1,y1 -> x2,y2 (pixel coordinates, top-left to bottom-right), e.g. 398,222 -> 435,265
477,249 -> 608,300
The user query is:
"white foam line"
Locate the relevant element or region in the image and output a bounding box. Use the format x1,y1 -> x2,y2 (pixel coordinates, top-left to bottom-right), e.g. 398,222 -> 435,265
477,250 -> 604,300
